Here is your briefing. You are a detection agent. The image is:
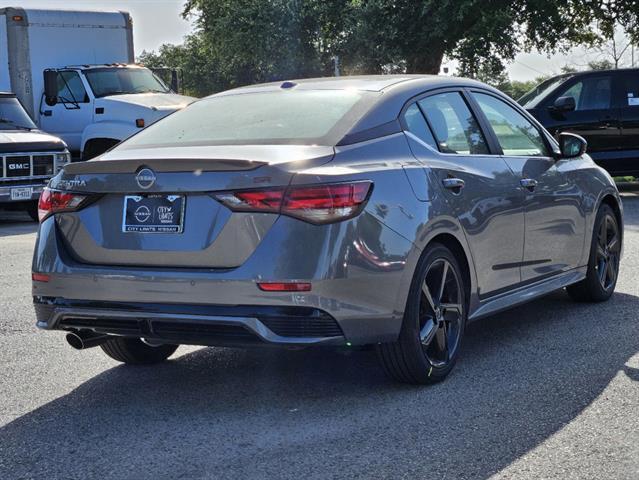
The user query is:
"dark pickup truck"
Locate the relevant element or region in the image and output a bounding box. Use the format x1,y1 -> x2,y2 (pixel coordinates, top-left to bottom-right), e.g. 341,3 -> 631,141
0,92 -> 69,220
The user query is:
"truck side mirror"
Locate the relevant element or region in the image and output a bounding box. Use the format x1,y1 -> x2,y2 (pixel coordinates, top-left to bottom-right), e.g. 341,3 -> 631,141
43,70 -> 59,106
170,70 -> 180,93
552,96 -> 576,112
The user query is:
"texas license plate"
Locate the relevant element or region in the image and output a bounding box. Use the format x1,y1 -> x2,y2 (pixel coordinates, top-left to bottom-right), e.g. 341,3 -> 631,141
122,194 -> 185,233
10,187 -> 33,201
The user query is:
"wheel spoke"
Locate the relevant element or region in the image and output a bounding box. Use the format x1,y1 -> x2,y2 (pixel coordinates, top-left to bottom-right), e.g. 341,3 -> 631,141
420,317 -> 437,346
596,244 -> 606,259
437,261 -> 449,302
599,216 -> 607,247
422,281 -> 436,311
435,324 -> 448,357
606,257 -> 616,285
598,258 -> 607,285
607,234 -> 619,253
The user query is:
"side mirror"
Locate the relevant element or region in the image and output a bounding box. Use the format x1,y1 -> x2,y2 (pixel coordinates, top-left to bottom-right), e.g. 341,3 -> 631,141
552,96 -> 576,112
43,69 -> 58,106
558,132 -> 587,158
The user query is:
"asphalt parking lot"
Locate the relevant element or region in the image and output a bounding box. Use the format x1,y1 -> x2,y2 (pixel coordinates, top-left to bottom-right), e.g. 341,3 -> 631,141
1,194 -> 638,480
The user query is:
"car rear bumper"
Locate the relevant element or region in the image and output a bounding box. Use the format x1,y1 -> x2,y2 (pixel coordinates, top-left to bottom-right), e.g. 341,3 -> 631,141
32,212 -> 420,346
34,298 -> 346,347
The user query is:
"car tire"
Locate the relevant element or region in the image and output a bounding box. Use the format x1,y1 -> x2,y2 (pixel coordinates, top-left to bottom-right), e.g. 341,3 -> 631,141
26,201 -> 39,222
377,243 -> 467,385
566,204 -> 620,302
100,337 -> 178,364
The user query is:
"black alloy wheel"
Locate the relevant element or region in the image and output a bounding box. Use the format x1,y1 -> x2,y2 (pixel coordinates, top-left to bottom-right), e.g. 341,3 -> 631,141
377,243 -> 467,385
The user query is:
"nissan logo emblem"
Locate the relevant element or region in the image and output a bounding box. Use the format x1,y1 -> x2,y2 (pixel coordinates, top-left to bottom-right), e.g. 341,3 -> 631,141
135,168 -> 156,189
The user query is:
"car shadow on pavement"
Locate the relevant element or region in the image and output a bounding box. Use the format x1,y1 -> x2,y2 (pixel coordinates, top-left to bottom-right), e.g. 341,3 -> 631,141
1,290 -> 638,479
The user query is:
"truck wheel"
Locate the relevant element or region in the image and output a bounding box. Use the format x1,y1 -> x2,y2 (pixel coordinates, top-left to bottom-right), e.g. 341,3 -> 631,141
100,337 -> 178,364
26,201 -> 39,222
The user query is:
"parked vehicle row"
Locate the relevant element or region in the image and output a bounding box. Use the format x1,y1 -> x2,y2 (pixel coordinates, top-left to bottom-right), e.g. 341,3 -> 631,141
31,75 -> 622,384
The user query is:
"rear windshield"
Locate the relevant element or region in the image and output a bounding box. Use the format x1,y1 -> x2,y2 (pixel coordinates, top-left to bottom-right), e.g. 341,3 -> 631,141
118,89 -> 375,148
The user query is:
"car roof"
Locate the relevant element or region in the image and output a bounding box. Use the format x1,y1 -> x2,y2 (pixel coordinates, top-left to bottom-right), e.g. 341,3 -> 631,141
218,74 -> 487,94
212,74 -> 498,137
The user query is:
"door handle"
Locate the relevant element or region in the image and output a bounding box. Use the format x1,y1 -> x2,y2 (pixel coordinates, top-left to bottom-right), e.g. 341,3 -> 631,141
520,178 -> 538,191
442,177 -> 465,194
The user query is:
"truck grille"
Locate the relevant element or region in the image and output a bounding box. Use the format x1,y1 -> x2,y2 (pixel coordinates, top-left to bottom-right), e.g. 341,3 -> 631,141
2,153 -> 55,180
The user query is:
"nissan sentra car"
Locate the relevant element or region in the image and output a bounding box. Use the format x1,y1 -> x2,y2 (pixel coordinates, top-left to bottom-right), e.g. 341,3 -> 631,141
32,75 -> 622,384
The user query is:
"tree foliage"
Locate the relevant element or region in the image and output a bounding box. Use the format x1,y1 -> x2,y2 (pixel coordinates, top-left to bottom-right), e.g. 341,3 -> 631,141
140,0 -> 639,96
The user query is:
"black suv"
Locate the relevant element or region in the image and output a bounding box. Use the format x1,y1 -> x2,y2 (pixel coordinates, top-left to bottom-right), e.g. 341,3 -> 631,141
520,68 -> 639,176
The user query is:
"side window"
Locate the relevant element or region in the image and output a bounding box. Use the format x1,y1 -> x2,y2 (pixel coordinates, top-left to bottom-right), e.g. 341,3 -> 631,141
402,103 -> 437,149
473,92 -> 550,157
621,74 -> 639,107
57,71 -> 88,104
558,76 -> 611,111
418,92 -> 489,155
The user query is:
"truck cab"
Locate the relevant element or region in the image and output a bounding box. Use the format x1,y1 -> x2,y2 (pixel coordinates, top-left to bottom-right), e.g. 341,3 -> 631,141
40,64 -> 193,159
0,8 -> 195,160
0,92 -> 70,219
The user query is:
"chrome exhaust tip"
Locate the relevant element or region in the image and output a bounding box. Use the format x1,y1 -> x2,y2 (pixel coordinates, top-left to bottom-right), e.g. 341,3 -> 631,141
65,331 -> 110,350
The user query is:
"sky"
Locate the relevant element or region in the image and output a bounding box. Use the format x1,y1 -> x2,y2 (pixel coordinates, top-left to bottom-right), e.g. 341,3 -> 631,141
12,0 -> 625,82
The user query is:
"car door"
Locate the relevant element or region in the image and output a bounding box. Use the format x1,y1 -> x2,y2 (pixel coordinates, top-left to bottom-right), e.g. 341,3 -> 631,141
403,90 -> 526,297
470,90 -> 586,283
615,69 -> 639,174
39,70 -> 94,153
535,74 -> 622,160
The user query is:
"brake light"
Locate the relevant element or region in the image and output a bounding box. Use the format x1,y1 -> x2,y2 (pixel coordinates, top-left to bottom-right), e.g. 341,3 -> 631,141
38,188 -> 88,222
215,189 -> 284,213
215,181 -> 372,224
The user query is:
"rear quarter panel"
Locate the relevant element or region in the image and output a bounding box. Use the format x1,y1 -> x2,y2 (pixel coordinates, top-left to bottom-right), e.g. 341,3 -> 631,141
291,133 -> 478,327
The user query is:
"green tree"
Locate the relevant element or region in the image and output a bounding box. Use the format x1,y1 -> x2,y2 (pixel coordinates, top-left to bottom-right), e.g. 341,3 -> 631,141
143,0 -> 639,96
139,34 -> 218,97
588,59 -> 616,70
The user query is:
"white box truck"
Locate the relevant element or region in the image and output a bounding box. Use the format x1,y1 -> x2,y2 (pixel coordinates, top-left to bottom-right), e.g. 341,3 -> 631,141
0,7 -> 194,159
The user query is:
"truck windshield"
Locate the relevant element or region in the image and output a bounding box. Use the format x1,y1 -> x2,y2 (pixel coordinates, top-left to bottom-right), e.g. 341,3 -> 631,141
518,75 -> 573,109
0,97 -> 37,130
84,68 -> 170,98
117,89 -> 375,148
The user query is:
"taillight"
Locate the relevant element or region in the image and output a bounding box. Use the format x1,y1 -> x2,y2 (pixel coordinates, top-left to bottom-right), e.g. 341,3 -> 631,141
38,188 -> 88,222
215,181 -> 372,225
214,189 -> 284,213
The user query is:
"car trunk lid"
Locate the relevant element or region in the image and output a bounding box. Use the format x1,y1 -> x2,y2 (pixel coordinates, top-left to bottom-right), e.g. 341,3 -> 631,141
52,145 -> 334,268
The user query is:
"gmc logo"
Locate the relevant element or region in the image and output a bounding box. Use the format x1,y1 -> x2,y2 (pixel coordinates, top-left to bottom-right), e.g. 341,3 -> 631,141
8,163 -> 29,170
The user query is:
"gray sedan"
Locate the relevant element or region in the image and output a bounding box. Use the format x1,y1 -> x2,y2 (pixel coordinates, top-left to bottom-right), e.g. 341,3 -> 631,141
31,75 -> 623,384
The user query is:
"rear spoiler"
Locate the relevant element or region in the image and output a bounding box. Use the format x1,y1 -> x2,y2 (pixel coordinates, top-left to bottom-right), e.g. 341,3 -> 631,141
64,158 -> 266,174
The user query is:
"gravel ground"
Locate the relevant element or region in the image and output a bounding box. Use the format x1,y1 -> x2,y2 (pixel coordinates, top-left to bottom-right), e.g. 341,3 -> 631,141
0,196 -> 638,480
